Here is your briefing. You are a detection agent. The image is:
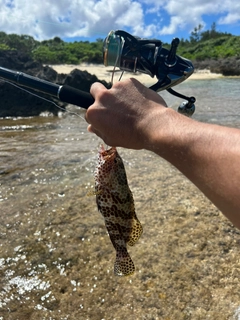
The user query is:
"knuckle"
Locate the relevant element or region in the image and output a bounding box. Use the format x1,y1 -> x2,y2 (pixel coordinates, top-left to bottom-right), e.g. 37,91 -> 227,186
85,105 -> 96,123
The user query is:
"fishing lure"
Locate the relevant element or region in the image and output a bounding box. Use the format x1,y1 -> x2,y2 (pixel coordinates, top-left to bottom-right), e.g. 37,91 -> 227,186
95,145 -> 143,276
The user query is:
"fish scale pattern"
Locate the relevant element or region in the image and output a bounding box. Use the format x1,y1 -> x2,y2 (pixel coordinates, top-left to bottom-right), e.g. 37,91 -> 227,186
95,146 -> 143,276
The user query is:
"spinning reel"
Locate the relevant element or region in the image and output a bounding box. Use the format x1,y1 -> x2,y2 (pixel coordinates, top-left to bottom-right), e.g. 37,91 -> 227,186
103,30 -> 196,116
0,30 -> 196,116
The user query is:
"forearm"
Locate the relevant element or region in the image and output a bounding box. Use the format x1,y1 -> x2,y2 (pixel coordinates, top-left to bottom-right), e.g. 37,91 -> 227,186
87,79 -> 240,228
148,108 -> 240,228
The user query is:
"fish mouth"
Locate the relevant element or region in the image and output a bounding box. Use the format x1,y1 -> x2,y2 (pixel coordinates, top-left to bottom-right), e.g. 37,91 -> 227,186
100,145 -> 117,161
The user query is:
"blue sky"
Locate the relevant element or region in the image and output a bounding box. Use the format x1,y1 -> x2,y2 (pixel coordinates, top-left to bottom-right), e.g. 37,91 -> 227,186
0,0 -> 240,43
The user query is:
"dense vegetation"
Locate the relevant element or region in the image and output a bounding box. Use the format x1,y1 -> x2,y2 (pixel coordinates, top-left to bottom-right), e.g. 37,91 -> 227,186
0,32 -> 103,64
177,23 -> 240,61
0,23 -> 240,64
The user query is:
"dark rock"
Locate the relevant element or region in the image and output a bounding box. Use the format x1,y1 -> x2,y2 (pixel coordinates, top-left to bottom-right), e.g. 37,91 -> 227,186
0,50 -> 111,117
34,65 -> 59,82
0,50 -> 63,117
193,57 -> 240,76
63,69 -> 110,92
0,50 -> 30,70
0,80 -> 62,117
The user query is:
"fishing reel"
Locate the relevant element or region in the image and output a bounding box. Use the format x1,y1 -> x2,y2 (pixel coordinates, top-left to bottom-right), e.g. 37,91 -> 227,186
103,30 -> 196,116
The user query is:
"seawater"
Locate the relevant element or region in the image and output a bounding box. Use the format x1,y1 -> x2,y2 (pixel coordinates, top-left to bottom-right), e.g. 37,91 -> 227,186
1,78 -> 240,319
167,78 -> 240,127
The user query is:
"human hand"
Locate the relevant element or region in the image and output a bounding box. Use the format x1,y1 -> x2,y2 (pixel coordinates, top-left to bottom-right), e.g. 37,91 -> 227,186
85,78 -> 168,149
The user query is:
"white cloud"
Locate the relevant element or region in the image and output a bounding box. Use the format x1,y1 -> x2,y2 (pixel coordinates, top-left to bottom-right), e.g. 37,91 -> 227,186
0,0 -> 239,40
160,16 -> 188,35
219,13 -> 240,25
155,0 -> 240,36
0,0 -> 153,39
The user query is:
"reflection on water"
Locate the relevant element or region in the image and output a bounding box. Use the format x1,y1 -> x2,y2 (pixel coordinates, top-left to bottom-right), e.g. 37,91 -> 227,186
1,79 -> 240,319
171,78 -> 240,126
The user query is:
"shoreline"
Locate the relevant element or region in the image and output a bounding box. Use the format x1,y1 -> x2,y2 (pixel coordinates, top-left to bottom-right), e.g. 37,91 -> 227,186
49,63 -> 224,85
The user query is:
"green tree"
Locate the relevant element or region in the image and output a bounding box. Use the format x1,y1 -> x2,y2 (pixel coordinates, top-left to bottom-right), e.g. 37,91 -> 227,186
190,24 -> 204,43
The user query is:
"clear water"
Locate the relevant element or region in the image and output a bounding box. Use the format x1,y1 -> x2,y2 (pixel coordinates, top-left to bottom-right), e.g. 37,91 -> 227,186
1,78 -> 240,319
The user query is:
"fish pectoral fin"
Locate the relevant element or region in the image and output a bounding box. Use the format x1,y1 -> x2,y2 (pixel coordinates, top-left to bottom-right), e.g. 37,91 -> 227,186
114,250 -> 135,276
127,219 -> 143,246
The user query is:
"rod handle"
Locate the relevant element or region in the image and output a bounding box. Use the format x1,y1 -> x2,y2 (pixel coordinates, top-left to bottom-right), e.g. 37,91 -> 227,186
58,85 -> 94,109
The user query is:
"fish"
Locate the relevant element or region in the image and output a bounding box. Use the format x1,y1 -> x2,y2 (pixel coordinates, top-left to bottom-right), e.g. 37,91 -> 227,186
94,145 -> 143,276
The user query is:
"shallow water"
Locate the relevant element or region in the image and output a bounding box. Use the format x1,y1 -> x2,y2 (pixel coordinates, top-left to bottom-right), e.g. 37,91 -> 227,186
167,78 -> 240,126
1,78 -> 240,319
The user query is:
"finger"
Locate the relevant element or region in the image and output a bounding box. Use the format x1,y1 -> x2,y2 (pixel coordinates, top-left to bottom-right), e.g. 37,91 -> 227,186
87,125 -> 102,138
90,82 -> 106,97
87,125 -> 113,147
85,110 -> 91,124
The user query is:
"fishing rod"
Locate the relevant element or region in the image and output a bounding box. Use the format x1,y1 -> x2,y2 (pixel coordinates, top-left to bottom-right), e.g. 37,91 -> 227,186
0,30 -> 196,116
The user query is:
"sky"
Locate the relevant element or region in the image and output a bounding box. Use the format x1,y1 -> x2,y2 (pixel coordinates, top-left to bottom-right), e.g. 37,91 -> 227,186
0,0 -> 240,43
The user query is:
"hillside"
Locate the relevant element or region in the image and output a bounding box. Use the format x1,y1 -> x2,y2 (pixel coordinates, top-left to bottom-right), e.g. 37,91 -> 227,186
177,34 -> 240,76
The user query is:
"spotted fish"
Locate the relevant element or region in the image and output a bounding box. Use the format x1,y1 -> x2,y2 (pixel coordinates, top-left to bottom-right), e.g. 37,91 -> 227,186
94,145 -> 143,276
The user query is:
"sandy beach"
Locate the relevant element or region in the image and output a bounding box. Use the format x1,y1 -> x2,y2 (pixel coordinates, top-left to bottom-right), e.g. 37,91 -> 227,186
50,63 -> 223,85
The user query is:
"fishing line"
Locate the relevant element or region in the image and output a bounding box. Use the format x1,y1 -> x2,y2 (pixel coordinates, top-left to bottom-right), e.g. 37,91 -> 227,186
111,37 -> 125,85
0,77 -> 86,121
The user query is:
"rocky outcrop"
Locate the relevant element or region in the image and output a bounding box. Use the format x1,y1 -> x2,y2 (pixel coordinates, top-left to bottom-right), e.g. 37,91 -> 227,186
0,50 -> 110,117
193,57 -> 240,76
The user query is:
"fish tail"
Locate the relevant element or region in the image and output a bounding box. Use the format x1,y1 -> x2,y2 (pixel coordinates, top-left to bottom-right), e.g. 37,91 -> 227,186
114,249 -> 135,276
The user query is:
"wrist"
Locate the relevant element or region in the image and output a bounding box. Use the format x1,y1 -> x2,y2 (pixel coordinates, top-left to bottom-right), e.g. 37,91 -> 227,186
144,107 -> 197,160
142,107 -> 177,153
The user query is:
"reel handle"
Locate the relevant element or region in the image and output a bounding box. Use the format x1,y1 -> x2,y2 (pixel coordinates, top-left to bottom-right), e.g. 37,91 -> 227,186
165,38 -> 179,66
